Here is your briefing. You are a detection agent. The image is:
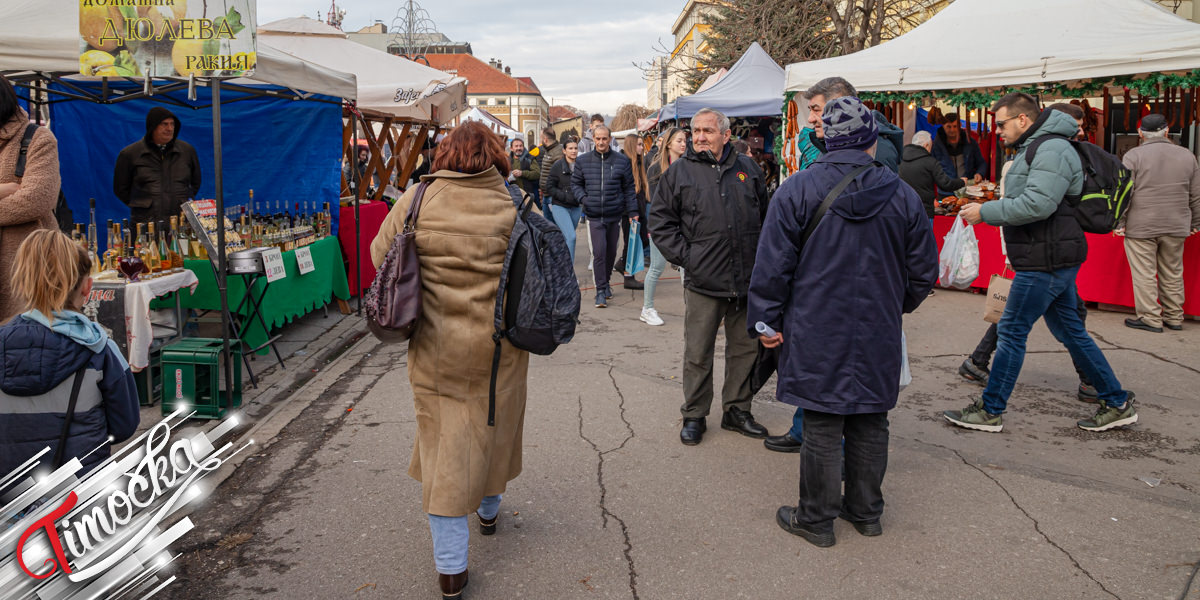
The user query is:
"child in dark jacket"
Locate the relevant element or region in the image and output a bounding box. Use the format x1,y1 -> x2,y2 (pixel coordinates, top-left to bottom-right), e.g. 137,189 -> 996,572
0,229 -> 139,480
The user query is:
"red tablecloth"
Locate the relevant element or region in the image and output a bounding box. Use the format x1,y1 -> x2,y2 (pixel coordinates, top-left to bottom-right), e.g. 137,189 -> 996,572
1076,231 -> 1200,316
933,215 -> 1200,316
338,200 -> 391,296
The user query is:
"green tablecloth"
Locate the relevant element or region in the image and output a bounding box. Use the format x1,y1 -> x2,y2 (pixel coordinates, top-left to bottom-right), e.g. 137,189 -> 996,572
179,236 -> 350,354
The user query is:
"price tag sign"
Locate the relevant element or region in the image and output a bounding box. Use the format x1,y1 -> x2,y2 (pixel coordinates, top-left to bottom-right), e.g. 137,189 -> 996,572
262,248 -> 287,283
295,246 -> 316,275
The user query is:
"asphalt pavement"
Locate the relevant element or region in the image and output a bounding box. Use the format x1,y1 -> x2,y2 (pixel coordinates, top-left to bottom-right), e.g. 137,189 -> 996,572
160,261 -> 1200,600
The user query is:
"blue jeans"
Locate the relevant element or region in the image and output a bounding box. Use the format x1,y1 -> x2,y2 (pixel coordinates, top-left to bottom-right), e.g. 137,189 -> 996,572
642,238 -> 667,309
548,204 -> 583,266
427,494 -> 502,575
982,266 -> 1128,414
788,406 -> 804,441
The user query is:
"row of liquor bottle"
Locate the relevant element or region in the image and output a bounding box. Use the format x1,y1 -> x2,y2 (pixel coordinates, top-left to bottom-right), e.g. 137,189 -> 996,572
72,195 -> 334,280
74,217 -> 187,279
198,192 -> 333,254
223,191 -> 331,233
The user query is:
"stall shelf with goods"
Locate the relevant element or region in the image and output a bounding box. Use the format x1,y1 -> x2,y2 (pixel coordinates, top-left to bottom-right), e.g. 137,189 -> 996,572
0,0 -> 362,401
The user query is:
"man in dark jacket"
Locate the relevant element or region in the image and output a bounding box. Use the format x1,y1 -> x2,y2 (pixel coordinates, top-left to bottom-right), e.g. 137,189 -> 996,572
945,92 -> 1137,434
509,138 -> 541,206
571,126 -> 637,307
113,106 -> 201,226
803,77 -> 904,172
751,97 -> 937,547
649,108 -> 769,446
931,113 -> 987,182
899,130 -> 966,218
537,127 -> 564,205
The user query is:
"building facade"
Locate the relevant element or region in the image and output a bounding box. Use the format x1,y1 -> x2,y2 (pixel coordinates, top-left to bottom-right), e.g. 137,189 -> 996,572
664,0 -> 721,104
424,54 -> 549,143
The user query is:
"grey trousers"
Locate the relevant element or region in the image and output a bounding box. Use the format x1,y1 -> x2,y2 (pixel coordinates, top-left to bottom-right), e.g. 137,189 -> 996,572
681,289 -> 757,419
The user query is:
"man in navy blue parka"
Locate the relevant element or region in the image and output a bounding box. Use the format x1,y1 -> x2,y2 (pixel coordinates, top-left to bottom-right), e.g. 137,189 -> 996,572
748,96 -> 938,547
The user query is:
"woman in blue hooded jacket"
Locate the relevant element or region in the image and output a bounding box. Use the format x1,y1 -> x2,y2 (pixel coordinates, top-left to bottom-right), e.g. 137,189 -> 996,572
0,229 -> 139,480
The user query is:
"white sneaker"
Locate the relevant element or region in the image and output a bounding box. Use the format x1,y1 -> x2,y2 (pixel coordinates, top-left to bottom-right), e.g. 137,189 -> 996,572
639,307 -> 664,326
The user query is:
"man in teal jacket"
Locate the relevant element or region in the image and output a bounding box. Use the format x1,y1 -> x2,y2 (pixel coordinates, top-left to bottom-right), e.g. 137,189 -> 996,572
943,92 -> 1137,433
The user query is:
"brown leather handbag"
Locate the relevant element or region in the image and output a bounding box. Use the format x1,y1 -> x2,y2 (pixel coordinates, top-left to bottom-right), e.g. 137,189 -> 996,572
365,182 -> 429,343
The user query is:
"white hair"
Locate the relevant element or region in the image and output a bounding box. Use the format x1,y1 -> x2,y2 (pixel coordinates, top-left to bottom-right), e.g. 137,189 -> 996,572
692,108 -> 730,133
911,131 -> 933,146
1139,128 -> 1168,140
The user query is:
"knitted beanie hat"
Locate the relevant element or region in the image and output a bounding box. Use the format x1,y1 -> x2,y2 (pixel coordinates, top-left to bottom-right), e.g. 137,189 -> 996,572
822,96 -> 879,152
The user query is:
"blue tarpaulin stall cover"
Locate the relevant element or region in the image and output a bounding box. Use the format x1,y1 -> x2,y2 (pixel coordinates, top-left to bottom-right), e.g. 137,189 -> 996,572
49,82 -> 343,246
657,42 -> 785,122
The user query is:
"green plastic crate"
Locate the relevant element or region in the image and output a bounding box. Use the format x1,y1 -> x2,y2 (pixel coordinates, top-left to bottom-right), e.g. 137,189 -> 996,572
161,338 -> 242,419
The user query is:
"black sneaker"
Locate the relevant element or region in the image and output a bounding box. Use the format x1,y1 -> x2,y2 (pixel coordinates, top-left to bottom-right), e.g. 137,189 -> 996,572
958,359 -> 989,386
1124,318 -> 1163,333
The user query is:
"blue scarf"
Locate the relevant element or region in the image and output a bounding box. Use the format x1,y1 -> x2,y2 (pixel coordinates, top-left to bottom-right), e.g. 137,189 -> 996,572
22,309 -> 130,371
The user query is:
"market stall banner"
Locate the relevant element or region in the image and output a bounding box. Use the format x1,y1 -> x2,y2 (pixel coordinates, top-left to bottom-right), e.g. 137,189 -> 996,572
49,81 -> 342,252
79,0 -> 256,79
178,235 -> 351,354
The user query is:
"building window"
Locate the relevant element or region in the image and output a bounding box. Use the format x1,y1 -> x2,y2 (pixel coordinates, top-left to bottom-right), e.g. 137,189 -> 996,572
496,98 -> 506,106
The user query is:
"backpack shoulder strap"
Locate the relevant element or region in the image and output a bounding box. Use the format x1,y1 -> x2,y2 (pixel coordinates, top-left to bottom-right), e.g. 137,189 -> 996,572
15,122 -> 38,179
1023,133 -> 1071,168
799,161 -> 878,253
52,366 -> 89,469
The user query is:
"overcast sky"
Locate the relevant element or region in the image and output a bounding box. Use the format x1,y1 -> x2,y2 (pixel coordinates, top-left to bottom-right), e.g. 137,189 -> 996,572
257,0 -> 683,114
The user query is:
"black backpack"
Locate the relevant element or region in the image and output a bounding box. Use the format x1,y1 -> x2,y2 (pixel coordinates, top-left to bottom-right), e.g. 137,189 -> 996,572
487,189 -> 580,425
1024,134 -> 1132,233
16,123 -> 72,232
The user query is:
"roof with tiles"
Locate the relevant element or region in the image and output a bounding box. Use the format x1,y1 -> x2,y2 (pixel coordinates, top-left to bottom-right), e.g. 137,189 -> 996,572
423,54 -> 541,95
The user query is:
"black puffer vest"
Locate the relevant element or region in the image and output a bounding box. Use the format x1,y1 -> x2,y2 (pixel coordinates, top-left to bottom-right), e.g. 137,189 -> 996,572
1002,111 -> 1088,272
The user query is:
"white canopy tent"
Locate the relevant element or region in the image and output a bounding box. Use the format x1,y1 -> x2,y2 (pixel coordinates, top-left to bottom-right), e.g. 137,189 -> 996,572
460,107 -> 523,139
785,0 -> 1200,93
258,17 -> 467,124
659,42 -> 784,122
0,0 -> 357,100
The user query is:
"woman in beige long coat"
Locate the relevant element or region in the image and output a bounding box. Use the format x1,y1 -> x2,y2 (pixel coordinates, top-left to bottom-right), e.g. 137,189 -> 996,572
370,121 -> 528,600
0,75 -> 60,322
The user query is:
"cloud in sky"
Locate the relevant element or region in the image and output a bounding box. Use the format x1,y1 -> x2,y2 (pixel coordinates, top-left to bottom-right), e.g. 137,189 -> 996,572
256,1 -> 682,114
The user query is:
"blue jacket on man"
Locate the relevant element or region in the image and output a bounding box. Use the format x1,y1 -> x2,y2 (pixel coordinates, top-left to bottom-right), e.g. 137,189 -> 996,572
0,315 -> 139,478
932,125 -> 988,181
747,149 -> 938,415
570,148 -> 637,224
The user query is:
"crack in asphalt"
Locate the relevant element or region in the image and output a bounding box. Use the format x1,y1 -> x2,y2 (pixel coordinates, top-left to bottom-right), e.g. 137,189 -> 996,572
575,365 -> 639,600
164,342 -> 388,598
908,437 -> 1122,600
1088,331 -> 1200,377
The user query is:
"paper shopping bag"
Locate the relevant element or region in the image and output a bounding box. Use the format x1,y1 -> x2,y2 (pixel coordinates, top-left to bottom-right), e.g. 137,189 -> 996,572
983,274 -> 1013,324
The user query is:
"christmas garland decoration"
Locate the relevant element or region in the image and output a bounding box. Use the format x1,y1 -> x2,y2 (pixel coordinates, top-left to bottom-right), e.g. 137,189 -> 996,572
855,69 -> 1200,107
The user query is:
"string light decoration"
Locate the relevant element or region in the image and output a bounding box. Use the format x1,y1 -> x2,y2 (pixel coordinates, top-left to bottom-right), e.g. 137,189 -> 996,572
389,0 -> 438,65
